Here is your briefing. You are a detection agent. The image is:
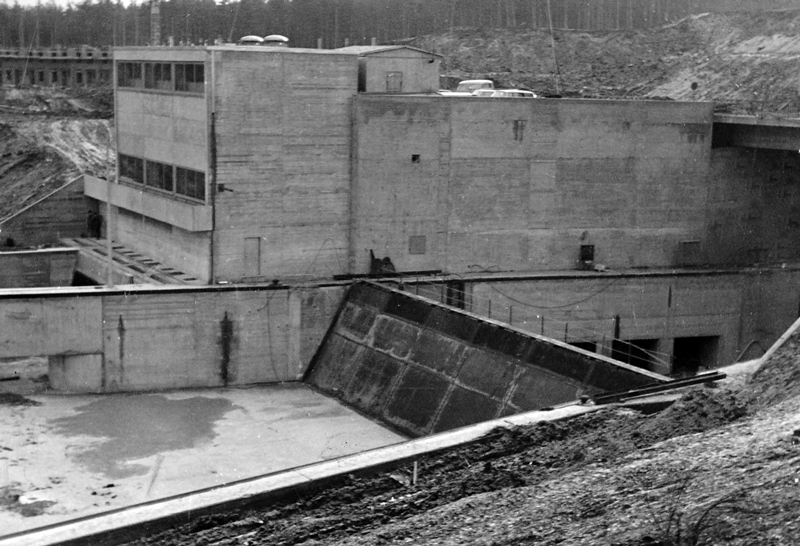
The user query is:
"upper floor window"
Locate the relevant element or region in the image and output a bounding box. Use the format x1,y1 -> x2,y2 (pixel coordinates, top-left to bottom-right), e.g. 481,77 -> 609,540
145,63 -> 172,90
176,167 -> 206,201
119,154 -> 144,184
146,160 -> 174,192
118,62 -> 143,88
175,64 -> 204,93
118,61 -> 203,94
118,153 -> 205,203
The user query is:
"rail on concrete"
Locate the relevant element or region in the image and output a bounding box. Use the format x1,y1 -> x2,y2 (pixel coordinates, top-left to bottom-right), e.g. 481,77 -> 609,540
305,281 -> 668,437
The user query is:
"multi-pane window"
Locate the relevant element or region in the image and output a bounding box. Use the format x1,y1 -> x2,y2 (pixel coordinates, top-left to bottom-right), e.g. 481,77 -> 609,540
118,62 -> 143,88
146,160 -> 174,192
175,64 -> 204,93
119,154 -> 144,184
118,153 -> 205,202
144,63 -> 172,90
118,61 -> 204,94
176,167 -> 206,200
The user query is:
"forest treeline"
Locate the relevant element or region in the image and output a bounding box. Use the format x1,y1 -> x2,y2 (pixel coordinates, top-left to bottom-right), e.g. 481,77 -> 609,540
1,0 -> 697,51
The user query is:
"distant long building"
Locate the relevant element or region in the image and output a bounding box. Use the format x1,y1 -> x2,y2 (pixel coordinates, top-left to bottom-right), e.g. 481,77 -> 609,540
0,46 -> 112,87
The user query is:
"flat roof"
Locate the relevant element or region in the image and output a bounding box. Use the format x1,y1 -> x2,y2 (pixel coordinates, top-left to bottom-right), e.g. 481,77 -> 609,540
336,45 -> 442,57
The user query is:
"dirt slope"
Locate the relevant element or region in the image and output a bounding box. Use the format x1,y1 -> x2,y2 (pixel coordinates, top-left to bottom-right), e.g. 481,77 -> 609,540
420,10 -> 800,113
0,88 -> 112,224
127,333 -> 800,546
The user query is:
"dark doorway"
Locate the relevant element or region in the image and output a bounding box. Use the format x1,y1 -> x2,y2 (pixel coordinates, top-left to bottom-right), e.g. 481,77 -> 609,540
569,341 -> 596,353
445,280 -> 465,309
672,336 -> 719,377
611,338 -> 660,371
71,271 -> 100,286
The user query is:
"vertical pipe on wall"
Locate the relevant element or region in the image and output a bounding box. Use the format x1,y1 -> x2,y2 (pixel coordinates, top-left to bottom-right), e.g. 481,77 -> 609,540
106,129 -> 114,287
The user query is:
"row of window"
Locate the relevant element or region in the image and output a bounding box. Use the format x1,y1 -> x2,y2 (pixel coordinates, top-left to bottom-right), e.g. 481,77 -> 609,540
3,68 -> 109,86
119,154 -> 206,201
117,62 -> 204,94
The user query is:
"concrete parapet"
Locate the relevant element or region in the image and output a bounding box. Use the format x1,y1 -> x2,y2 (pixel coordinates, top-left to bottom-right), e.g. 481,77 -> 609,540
306,281 -> 667,437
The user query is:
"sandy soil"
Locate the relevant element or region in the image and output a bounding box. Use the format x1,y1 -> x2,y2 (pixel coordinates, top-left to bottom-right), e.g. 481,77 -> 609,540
0,87 -> 112,224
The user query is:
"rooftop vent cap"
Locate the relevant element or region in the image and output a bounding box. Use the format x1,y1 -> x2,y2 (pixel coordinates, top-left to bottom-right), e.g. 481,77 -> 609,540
238,35 -> 264,46
263,34 -> 289,47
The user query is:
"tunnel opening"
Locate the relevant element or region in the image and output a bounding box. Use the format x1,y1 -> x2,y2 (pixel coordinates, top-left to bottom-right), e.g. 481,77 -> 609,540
672,335 -> 720,377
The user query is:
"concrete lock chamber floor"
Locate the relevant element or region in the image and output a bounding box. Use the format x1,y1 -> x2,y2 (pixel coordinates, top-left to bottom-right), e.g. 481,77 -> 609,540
0,384 -> 404,536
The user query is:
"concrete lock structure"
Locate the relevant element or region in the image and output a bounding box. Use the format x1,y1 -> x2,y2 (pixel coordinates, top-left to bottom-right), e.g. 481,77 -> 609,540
3,41 -> 800,383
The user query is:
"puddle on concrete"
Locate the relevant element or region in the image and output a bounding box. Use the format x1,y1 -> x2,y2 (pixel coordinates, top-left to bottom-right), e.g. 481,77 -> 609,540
49,394 -> 240,479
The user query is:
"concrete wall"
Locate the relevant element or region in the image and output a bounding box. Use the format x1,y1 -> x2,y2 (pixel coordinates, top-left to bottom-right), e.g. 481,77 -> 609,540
306,282 -> 665,437
408,267 -> 800,374
0,283 -> 346,393
212,48 -> 357,282
351,96 -> 713,275
706,147 -> 800,265
0,248 -> 78,288
0,177 -> 89,247
116,91 -> 207,174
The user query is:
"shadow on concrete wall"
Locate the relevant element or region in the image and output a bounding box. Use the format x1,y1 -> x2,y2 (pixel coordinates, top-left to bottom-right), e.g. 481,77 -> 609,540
305,281 -> 667,437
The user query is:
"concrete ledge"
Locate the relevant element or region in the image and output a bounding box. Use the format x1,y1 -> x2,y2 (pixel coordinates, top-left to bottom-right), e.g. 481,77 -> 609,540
83,175 -> 212,232
0,403 -> 599,546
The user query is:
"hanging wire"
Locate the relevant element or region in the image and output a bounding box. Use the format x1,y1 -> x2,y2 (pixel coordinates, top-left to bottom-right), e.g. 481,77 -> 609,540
369,268 -> 672,370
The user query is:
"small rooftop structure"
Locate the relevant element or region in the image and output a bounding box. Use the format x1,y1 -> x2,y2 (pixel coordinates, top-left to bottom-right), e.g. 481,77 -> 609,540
238,35 -> 264,46
263,35 -> 289,47
336,44 -> 441,93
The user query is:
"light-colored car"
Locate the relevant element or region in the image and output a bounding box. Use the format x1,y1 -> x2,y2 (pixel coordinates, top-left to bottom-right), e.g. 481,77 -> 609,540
472,89 -> 497,97
492,89 -> 539,98
456,79 -> 495,94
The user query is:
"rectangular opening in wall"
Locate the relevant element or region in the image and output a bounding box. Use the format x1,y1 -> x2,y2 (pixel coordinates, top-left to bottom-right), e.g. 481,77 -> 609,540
611,338 -> 659,372
569,341 -> 596,353
579,244 -> 594,269
444,280 -> 465,309
672,336 -> 719,377
409,235 -> 426,255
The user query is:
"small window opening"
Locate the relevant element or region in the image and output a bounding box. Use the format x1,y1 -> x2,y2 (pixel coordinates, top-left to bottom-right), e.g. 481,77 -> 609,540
579,244 -> 594,269
411,154 -> 420,163
409,235 -> 426,255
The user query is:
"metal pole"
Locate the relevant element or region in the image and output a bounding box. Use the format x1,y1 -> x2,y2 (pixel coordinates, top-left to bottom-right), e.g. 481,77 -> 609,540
105,139 -> 113,287
509,305 -> 513,325
488,299 -> 492,319
541,315 -> 544,335
564,322 -> 568,342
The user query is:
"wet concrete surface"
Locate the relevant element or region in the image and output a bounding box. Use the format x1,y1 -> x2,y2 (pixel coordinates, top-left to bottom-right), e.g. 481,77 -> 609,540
0,384 -> 405,537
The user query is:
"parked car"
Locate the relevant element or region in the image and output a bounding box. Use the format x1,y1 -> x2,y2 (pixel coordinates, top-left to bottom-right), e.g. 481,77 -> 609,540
491,89 -> 539,98
456,79 -> 495,93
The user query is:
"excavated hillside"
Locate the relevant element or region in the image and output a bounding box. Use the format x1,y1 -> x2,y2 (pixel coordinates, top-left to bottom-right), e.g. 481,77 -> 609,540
418,9 -> 800,113
0,87 -> 112,224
